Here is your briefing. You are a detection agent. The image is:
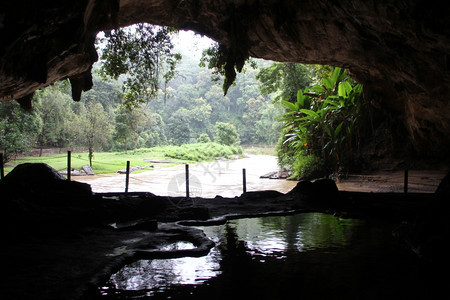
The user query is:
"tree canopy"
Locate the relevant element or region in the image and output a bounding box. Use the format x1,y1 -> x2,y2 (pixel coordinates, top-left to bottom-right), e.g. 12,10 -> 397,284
98,24 -> 181,109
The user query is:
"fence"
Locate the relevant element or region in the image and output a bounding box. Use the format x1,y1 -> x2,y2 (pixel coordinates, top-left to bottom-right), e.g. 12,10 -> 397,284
0,151 -> 251,197
1,152 -> 444,195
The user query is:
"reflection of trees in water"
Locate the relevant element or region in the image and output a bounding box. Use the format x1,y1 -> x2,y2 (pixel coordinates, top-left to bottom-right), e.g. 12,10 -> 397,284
216,223 -> 254,297
211,214 -> 366,299
219,223 -> 253,268
253,213 -> 361,252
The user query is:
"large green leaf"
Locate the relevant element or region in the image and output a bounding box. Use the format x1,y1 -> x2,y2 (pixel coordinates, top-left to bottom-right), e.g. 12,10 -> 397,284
338,81 -> 352,97
331,67 -> 342,85
299,109 -> 320,119
297,90 -> 305,107
281,100 -> 298,112
335,121 -> 344,136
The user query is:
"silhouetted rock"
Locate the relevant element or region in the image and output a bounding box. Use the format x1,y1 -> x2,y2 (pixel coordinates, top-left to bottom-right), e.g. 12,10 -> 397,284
393,169 -> 450,263
289,180 -> 315,196
313,178 -> 339,201
0,163 -> 96,234
0,162 -> 92,197
289,178 -> 338,202
436,169 -> 450,199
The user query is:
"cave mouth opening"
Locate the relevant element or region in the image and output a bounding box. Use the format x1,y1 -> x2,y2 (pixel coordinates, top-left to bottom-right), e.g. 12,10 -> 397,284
77,23 -> 449,188
2,21 -> 448,194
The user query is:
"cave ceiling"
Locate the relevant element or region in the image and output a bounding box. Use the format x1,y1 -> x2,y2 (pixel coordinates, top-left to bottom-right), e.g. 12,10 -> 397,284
0,0 -> 449,158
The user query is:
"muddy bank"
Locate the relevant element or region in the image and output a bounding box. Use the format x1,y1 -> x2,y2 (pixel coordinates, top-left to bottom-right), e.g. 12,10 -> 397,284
1,163 -> 448,300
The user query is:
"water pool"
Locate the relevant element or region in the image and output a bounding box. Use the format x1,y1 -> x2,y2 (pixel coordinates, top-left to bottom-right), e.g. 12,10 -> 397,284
96,212 -> 438,299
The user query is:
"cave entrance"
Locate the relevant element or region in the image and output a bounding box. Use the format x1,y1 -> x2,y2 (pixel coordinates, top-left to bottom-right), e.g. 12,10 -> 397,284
1,23 -> 447,194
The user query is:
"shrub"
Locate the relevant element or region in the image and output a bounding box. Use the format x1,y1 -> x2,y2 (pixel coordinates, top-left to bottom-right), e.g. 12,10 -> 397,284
163,142 -> 242,161
290,153 -> 328,180
214,122 -> 240,145
197,133 -> 211,143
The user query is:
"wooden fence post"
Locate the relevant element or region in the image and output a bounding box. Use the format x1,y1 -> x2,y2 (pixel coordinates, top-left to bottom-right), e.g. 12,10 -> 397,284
0,153 -> 4,179
242,168 -> 247,193
125,161 -> 130,193
404,169 -> 408,193
67,151 -> 71,181
185,164 -> 190,198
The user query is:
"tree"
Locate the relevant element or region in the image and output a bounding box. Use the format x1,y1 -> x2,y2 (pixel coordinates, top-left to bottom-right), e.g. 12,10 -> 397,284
214,122 -> 240,145
144,112 -> 167,147
114,103 -> 149,152
166,108 -> 192,145
255,103 -> 284,145
70,102 -> 113,166
99,24 -> 181,109
204,85 -> 231,123
81,71 -> 121,111
0,101 -> 41,162
34,85 -> 73,154
256,62 -> 313,103
197,133 -> 211,143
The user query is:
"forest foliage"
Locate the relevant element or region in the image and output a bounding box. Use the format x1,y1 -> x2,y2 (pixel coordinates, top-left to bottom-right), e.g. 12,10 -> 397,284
275,67 -> 367,179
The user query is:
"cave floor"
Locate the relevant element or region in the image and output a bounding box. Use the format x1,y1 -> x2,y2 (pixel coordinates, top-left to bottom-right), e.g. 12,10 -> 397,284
336,169 -> 445,193
2,170 -> 444,300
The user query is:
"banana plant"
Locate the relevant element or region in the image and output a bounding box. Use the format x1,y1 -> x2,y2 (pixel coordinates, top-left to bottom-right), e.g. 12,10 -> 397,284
277,66 -> 363,173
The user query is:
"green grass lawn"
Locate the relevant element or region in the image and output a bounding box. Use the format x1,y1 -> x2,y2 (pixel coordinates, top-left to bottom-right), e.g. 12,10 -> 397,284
242,145 -> 276,156
3,143 -> 244,176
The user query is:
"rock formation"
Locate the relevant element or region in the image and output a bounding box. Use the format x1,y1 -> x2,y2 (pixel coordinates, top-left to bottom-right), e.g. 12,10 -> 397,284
1,0 -> 449,158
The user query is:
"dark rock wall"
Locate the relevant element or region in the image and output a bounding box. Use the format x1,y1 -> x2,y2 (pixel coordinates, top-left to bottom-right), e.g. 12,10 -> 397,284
0,0 -> 449,158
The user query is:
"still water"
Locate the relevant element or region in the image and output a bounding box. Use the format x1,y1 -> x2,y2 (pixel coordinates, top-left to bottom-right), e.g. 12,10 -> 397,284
96,213 -> 433,299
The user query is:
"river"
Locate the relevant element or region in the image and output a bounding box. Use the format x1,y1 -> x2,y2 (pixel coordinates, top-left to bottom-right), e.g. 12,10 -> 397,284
76,155 -> 298,197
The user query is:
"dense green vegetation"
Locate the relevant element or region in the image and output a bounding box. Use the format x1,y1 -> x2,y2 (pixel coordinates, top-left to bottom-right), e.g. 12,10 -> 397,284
274,67 -> 368,179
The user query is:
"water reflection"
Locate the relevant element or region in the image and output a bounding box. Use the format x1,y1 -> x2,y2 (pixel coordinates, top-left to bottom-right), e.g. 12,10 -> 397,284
231,213 -> 359,257
106,241 -> 222,296
103,213 -> 360,297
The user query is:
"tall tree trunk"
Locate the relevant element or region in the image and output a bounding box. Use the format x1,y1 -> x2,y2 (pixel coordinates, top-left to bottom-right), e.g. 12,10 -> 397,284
133,134 -> 139,152
89,147 -> 93,167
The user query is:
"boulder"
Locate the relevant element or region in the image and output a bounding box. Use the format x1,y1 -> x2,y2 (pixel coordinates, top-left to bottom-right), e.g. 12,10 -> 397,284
289,178 -> 339,202
313,178 -> 339,201
0,163 -> 92,197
